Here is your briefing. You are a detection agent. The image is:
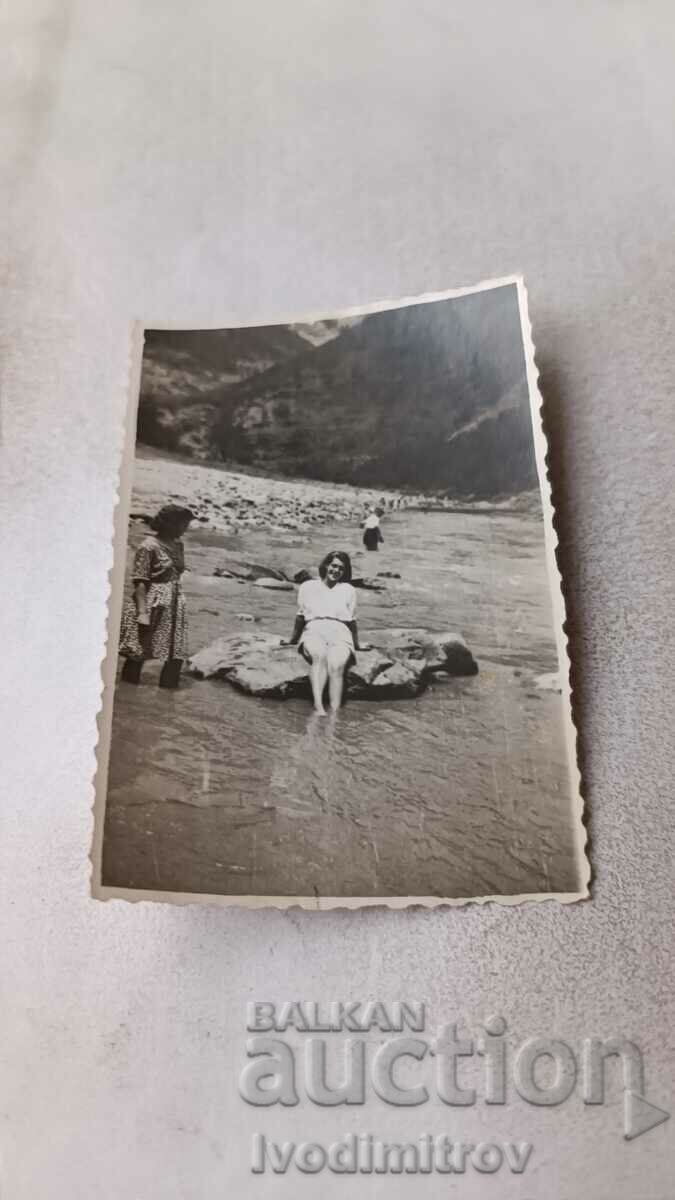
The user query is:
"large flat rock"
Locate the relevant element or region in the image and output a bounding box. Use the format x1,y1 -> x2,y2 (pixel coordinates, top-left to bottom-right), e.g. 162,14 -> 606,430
188,633 -> 424,699
188,627 -> 477,700
213,558 -> 288,581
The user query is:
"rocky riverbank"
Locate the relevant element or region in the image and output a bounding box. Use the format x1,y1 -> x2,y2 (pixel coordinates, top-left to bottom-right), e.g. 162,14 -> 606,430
130,448 -> 414,536
129,448 -> 540,537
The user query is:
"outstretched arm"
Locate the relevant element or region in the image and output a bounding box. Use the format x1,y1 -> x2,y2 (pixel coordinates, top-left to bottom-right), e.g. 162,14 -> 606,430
133,581 -> 150,625
131,543 -> 152,624
346,620 -> 371,652
282,614 -> 306,646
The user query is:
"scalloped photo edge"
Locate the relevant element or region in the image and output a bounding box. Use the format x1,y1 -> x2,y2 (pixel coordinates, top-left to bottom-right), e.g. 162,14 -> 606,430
90,276 -> 589,908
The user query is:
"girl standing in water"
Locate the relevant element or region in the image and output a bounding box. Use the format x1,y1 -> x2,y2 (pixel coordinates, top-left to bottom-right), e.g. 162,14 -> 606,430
283,550 -> 370,715
119,504 -> 194,689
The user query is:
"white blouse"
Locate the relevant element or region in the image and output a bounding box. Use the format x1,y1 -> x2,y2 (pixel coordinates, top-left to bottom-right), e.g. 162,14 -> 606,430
297,579 -> 356,624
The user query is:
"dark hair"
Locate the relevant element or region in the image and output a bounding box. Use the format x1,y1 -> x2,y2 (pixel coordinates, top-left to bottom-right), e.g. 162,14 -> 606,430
150,504 -> 194,538
318,550 -> 352,582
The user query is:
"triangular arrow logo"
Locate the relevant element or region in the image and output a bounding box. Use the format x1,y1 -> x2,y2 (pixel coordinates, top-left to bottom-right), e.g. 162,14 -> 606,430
624,1090 -> 671,1140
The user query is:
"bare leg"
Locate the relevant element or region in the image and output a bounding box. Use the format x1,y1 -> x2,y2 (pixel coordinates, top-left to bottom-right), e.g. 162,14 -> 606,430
310,657 -> 329,715
327,645 -> 351,712
303,636 -> 329,715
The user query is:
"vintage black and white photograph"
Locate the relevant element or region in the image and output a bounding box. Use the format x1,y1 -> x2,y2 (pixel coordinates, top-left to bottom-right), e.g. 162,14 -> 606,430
93,279 -> 586,905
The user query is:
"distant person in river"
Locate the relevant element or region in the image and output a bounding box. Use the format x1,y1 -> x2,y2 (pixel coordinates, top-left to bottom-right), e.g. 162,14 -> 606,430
362,506 -> 384,551
118,504 -> 194,689
283,550 -> 371,716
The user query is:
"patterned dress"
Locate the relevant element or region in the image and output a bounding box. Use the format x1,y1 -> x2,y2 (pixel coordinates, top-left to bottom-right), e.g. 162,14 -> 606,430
119,535 -> 188,662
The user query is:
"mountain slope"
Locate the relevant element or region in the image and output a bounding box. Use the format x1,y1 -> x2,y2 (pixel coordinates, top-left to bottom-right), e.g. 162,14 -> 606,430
210,284 -> 537,496
136,327 -> 307,457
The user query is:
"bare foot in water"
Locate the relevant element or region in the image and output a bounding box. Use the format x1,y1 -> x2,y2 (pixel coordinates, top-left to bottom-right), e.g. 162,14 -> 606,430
314,705 -> 327,717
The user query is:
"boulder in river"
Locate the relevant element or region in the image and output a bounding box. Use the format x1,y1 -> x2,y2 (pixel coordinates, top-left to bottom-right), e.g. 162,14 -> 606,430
188,627 -> 477,699
352,576 -> 386,591
189,634 -> 425,700
534,671 -> 562,694
213,558 -> 288,582
376,628 -> 478,676
347,652 -> 424,698
252,577 -> 294,590
189,633 -> 306,697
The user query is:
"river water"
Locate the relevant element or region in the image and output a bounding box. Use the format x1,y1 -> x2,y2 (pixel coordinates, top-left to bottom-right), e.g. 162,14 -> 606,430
102,507 -> 582,899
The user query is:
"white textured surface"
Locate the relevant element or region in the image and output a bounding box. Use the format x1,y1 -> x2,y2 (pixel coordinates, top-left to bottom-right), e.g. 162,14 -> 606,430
1,2 -> 674,1197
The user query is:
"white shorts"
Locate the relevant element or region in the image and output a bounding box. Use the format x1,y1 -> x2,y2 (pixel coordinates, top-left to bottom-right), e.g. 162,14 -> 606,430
300,618 -> 355,658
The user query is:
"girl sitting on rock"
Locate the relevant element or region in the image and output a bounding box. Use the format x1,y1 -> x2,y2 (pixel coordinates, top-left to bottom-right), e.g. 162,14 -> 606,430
283,550 -> 371,715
